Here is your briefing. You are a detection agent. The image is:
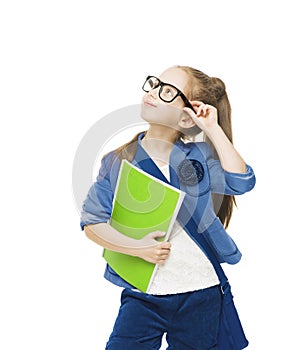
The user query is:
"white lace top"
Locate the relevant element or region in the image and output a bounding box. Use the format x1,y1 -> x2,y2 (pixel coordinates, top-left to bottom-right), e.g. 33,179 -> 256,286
146,164 -> 219,295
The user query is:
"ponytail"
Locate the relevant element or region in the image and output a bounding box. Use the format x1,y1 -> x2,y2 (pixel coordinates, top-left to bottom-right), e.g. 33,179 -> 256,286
208,77 -> 235,228
178,66 -> 236,228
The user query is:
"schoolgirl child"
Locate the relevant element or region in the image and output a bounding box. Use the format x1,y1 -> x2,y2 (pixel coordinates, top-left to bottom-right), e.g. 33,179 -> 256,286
80,65 -> 256,349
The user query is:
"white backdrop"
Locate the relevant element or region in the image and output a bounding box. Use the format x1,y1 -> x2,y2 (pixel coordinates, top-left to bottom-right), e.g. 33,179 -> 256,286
1,0 -> 297,349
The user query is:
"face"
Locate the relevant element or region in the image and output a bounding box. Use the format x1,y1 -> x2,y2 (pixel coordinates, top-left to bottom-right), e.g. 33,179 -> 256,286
141,67 -> 191,129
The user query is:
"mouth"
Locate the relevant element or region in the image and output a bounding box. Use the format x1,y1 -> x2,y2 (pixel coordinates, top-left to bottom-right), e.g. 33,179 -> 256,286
143,99 -> 157,108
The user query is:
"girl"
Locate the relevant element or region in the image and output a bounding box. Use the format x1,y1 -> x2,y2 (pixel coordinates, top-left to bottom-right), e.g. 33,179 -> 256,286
80,65 -> 256,349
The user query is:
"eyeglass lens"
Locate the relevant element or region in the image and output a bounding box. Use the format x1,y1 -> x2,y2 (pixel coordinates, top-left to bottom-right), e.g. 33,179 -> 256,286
143,76 -> 179,102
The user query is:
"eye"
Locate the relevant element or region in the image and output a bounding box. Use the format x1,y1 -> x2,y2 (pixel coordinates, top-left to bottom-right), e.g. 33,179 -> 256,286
160,85 -> 178,101
148,79 -> 154,88
148,77 -> 159,89
163,85 -> 177,98
164,87 -> 174,97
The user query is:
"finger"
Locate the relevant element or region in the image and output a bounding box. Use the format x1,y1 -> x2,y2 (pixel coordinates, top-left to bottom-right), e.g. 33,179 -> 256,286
189,100 -> 205,107
155,257 -> 169,264
196,104 -> 206,116
201,104 -> 209,115
160,248 -> 171,253
183,105 -> 202,118
205,104 -> 216,112
150,231 -> 166,240
183,106 -> 196,118
205,104 -> 212,111
160,249 -> 171,255
154,251 -> 170,260
156,257 -> 169,264
159,254 -> 170,261
158,243 -> 171,250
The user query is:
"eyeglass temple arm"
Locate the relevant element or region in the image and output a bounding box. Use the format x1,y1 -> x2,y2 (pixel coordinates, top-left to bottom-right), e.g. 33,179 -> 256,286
181,95 -> 196,113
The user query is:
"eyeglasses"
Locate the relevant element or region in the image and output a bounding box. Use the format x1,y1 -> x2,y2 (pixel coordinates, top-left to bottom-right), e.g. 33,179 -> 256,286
142,76 -> 196,112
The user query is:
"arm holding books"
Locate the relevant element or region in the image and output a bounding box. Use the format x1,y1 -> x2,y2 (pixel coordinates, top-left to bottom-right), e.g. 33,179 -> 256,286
84,223 -> 171,264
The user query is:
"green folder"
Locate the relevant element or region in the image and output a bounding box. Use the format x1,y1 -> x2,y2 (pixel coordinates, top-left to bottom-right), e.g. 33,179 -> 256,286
103,160 -> 185,292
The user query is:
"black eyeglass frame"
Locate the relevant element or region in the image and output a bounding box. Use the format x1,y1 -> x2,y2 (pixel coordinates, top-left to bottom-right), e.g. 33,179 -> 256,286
142,75 -> 196,113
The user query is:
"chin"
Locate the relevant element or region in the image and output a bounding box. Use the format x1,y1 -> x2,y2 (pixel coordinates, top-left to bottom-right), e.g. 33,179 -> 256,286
140,105 -> 157,122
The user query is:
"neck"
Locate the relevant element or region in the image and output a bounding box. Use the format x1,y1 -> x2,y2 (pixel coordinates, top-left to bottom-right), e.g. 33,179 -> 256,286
141,125 -> 179,166
143,124 -> 180,144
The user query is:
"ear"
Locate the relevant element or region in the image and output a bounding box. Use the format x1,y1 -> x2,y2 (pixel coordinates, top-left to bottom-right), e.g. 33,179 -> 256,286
178,111 -> 196,129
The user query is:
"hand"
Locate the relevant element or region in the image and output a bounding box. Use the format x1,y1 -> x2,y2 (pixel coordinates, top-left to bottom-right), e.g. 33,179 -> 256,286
133,231 -> 171,264
184,101 -> 218,132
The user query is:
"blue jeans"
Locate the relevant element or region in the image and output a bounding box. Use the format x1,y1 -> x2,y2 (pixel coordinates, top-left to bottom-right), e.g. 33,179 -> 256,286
106,285 -> 222,350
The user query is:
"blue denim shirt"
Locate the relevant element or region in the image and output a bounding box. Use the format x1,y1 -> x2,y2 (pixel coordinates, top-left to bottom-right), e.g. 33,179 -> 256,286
80,133 -> 256,289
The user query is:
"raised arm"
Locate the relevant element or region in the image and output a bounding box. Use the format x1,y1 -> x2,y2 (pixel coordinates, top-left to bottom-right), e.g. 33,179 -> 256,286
203,123 -> 246,173
185,101 -> 246,173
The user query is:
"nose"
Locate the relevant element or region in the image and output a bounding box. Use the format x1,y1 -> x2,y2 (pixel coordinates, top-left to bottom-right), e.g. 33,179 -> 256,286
148,87 -> 158,99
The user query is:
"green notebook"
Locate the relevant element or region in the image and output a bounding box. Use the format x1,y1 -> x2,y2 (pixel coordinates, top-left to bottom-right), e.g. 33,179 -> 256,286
103,159 -> 185,292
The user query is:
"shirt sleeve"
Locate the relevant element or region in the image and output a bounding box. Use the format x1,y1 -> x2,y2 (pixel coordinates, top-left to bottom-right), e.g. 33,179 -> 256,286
80,153 -> 116,230
199,142 -> 256,195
